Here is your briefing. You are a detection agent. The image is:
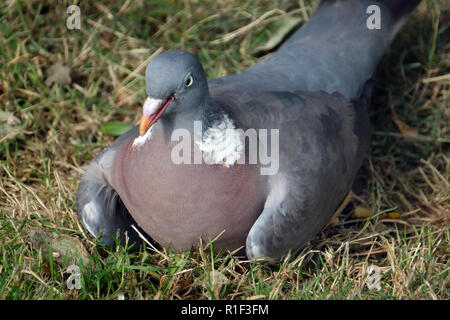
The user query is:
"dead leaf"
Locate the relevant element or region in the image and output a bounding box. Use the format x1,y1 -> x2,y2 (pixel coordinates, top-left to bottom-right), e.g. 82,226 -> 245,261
117,90 -> 131,105
29,228 -> 91,268
201,270 -> 230,297
100,31 -> 112,49
392,116 -> 418,138
178,279 -> 191,289
253,16 -> 302,55
0,110 -> 21,142
45,62 -> 71,86
353,206 -> 402,220
0,110 -> 20,126
381,211 -> 401,220
0,71 -> 9,95
352,206 -> 372,219
39,262 -> 51,278
202,270 -> 230,290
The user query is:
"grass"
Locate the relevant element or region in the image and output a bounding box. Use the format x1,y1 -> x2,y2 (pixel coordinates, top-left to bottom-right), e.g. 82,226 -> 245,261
0,0 -> 449,300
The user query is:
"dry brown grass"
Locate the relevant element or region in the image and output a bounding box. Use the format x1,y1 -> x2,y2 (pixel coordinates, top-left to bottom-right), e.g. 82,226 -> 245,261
0,0 -> 448,299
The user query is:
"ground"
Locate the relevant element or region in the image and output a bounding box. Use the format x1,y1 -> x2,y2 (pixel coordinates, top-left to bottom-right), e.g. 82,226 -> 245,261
0,0 -> 448,299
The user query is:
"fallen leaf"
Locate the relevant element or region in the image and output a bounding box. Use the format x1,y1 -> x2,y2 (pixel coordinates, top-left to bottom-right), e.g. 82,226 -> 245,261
391,116 -> 418,138
0,110 -> 21,142
200,270 -> 230,298
381,211 -> 401,220
352,206 -> 372,219
202,270 -> 230,290
100,31 -> 112,49
0,71 -> 9,95
352,206 -> 402,220
117,90 -> 129,104
253,16 -> 302,55
45,62 -> 71,86
39,262 -> 51,278
178,279 -> 191,289
29,229 -> 91,268
0,110 -> 20,126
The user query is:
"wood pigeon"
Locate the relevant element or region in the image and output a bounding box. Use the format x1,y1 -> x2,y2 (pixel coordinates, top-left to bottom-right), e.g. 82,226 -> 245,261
76,0 -> 421,259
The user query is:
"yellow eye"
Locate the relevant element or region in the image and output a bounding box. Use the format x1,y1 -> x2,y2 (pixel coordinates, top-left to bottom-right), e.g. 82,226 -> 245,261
185,75 -> 193,87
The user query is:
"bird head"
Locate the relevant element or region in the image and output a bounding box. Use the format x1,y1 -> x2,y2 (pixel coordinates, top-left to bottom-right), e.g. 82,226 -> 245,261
139,50 -> 209,136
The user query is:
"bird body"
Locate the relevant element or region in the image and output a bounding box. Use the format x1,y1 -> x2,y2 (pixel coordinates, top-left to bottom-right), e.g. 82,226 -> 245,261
111,122 -> 266,252
76,0 -> 421,259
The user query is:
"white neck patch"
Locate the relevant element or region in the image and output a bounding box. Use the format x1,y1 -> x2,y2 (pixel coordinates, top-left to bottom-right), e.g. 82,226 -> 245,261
195,114 -> 243,167
132,125 -> 154,148
132,97 -> 164,148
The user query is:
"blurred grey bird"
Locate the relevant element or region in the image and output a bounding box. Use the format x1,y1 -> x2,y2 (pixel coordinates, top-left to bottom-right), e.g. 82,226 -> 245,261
76,0 -> 421,259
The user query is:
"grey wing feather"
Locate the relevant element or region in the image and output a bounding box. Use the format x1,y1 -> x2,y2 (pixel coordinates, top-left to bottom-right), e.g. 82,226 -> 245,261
76,126 -> 150,248
211,87 -> 371,259
252,91 -> 370,259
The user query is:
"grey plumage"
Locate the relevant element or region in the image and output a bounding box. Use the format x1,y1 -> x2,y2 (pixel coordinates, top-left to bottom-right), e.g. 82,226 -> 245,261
76,127 -> 151,248
76,0 -> 421,259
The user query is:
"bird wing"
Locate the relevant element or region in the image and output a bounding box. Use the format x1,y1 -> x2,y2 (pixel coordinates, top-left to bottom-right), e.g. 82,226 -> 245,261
76,126 -> 149,247
210,85 -> 371,259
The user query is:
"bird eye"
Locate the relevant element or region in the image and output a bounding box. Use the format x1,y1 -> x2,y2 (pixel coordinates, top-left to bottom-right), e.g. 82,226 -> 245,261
185,75 -> 193,87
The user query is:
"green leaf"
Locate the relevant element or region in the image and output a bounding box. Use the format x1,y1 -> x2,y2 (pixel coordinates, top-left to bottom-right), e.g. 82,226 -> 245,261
253,16 -> 302,55
100,121 -> 133,136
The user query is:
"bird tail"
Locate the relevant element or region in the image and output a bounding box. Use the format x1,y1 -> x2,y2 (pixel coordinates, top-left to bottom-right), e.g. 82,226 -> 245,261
316,0 -> 422,41
273,0 -> 422,98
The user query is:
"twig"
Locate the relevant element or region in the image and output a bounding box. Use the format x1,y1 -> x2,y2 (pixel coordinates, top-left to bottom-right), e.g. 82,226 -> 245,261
421,73 -> 450,83
373,131 -> 450,143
